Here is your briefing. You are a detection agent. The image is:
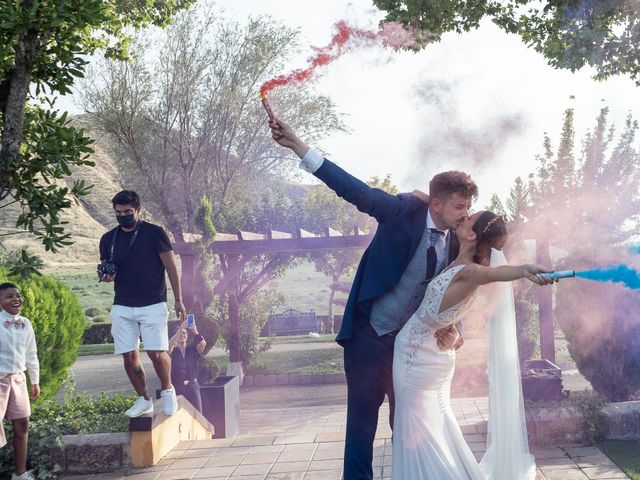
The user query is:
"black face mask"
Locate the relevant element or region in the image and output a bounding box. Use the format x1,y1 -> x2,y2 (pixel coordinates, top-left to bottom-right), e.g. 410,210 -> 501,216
116,214 -> 137,228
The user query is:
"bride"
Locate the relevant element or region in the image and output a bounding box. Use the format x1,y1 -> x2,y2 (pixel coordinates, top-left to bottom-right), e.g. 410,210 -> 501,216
392,210 -> 553,480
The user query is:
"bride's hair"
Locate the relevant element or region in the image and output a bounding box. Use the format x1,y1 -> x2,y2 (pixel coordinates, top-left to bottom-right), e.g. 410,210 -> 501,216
472,211 -> 507,266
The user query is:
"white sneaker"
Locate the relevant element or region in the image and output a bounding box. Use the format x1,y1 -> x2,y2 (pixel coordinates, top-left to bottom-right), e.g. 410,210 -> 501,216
12,471 -> 36,480
160,386 -> 178,416
124,396 -> 153,417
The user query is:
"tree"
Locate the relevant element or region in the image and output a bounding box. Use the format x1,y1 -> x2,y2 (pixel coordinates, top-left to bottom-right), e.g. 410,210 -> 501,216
486,193 -> 506,217
506,176 -> 529,223
197,186 -> 302,366
373,1 -> 640,84
0,247 -> 44,278
0,0 -> 192,251
525,106 -> 640,400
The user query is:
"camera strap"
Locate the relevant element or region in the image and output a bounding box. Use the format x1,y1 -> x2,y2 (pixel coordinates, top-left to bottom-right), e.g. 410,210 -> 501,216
109,221 -> 142,263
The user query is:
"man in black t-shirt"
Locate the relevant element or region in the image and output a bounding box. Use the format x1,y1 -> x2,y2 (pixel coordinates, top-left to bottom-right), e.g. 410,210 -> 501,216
99,190 -> 187,418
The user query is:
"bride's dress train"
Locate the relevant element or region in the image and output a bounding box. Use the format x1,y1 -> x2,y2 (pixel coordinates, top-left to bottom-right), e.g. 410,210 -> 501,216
391,250 -> 536,480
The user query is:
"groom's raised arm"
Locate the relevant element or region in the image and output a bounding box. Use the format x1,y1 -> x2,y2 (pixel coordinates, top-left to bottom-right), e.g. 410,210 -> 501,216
270,117 -> 414,223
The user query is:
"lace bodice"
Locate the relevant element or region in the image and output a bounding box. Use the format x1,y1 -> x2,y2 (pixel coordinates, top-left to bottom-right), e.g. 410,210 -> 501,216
415,264 -> 472,329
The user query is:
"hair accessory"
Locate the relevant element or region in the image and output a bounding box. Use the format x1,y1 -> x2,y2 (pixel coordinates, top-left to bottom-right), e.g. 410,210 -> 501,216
482,215 -> 506,235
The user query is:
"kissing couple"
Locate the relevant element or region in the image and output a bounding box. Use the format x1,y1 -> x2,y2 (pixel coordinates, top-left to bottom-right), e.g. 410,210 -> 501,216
270,118 -> 554,480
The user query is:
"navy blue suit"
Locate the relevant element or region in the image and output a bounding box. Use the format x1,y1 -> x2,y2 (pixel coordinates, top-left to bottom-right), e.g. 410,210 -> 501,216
313,158 -> 459,480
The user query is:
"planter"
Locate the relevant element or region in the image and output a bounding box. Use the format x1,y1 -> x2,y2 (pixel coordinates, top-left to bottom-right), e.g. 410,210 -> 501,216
522,359 -> 564,401
200,375 -> 240,438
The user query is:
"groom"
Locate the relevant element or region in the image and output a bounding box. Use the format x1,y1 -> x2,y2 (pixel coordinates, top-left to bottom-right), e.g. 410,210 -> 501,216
270,118 -> 478,480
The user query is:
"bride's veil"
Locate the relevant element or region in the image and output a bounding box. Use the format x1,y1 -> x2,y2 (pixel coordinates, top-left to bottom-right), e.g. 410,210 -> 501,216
479,248 -> 536,479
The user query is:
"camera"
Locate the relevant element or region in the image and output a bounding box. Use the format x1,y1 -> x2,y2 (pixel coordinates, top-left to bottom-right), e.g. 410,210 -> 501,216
97,262 -> 117,281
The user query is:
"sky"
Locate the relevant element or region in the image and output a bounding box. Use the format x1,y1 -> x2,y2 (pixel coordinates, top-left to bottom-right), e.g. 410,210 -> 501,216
59,0 -> 640,207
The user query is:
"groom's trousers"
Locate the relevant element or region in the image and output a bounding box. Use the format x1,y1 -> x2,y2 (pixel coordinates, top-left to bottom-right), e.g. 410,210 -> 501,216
343,323 -> 396,480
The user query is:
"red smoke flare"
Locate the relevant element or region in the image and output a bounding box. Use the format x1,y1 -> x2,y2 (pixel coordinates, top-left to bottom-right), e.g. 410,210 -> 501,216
259,21 -> 383,99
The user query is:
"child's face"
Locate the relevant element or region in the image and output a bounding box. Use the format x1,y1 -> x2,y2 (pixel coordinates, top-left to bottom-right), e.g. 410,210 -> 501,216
0,288 -> 22,315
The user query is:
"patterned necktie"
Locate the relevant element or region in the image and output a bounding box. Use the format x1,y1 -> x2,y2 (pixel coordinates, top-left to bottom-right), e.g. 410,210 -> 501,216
4,318 -> 24,329
426,228 -> 445,280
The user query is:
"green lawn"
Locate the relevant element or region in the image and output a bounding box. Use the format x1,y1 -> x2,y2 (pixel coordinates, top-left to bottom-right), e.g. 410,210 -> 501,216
208,348 -> 343,376
599,441 -> 640,480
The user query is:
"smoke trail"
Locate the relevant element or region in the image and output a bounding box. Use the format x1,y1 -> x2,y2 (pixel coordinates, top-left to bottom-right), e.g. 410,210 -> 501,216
577,265 -> 640,290
259,20 -> 415,99
409,79 -> 526,171
629,245 -> 640,255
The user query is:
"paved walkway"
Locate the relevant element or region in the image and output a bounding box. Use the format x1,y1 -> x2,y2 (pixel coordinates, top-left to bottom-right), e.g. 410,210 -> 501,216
61,396 -> 629,480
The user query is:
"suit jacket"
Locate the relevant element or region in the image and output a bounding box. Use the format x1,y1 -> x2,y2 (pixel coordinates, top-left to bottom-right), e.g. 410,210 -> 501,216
314,159 -> 460,344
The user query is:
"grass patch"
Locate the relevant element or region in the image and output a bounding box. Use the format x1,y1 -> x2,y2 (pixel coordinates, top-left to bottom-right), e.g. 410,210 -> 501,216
247,348 -> 343,375
265,334 -> 336,345
205,349 -> 344,376
78,343 -> 115,356
599,441 -> 640,480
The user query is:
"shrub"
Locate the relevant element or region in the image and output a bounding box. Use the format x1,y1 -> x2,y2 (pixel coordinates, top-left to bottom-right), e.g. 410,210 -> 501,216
0,269 -> 86,402
556,254 -> 640,402
82,323 -> 113,344
84,307 -> 106,317
0,390 -> 135,478
198,357 -> 221,386
514,283 -> 540,365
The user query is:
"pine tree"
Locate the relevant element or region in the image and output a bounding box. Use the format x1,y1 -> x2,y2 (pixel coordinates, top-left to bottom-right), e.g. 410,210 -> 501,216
486,193 -> 506,217
506,177 -> 529,222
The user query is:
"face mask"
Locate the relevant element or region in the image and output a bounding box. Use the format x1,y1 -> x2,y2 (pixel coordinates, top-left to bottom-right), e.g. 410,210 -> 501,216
116,214 -> 137,228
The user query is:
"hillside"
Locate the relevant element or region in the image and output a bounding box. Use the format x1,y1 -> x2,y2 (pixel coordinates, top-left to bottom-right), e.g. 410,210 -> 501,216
0,115 -> 123,267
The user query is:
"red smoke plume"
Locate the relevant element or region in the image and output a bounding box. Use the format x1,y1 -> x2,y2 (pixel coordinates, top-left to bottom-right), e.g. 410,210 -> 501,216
259,20 -> 413,99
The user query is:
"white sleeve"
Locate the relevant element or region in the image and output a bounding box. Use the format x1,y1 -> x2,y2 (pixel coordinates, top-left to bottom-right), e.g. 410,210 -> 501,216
298,148 -> 325,173
24,324 -> 40,385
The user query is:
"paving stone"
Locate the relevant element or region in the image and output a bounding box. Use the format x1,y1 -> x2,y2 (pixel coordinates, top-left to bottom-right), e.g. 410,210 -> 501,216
269,461 -> 309,473
233,463 -> 272,475
307,459 -> 343,471
541,468 -> 589,480
204,454 -> 246,467
265,473 -> 305,480
193,466 -> 235,478
303,470 -> 342,479
278,450 -> 316,463
154,468 -> 201,479
241,452 -> 280,465
581,466 -> 629,479
168,457 -> 209,469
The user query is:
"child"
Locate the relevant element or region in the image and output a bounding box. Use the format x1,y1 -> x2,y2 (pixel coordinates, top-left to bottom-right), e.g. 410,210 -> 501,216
0,282 -> 40,480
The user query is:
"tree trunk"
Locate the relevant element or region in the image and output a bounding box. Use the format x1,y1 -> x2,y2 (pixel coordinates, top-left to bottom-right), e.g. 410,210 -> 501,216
0,11 -> 38,192
228,291 -> 241,363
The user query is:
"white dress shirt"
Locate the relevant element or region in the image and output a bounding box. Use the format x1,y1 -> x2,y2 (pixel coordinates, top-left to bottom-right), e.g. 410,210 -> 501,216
0,310 -> 40,384
299,148 -> 325,173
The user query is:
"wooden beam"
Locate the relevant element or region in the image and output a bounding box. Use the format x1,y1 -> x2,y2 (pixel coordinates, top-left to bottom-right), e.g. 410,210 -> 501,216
174,234 -> 373,256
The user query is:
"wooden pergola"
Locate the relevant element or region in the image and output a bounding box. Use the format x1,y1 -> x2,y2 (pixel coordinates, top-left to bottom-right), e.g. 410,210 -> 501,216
174,228 -> 373,363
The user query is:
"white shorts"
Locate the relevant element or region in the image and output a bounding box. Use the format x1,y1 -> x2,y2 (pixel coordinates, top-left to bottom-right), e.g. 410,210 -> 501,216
110,302 -> 169,354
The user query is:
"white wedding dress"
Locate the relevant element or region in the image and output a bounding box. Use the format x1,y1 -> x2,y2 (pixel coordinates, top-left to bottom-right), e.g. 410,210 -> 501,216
392,251 -> 536,480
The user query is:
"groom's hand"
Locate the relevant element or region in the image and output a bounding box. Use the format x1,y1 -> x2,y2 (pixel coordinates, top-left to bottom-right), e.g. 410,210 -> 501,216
435,324 -> 460,351
269,117 -> 309,159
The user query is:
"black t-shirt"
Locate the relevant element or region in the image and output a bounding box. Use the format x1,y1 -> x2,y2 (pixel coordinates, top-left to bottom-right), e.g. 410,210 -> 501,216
99,221 -> 173,307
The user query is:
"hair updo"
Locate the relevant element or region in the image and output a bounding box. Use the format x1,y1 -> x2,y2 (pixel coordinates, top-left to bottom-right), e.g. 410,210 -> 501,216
471,211 -> 508,266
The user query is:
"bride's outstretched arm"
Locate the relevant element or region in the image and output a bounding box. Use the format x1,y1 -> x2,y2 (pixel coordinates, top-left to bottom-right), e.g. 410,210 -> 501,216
466,263 -> 555,286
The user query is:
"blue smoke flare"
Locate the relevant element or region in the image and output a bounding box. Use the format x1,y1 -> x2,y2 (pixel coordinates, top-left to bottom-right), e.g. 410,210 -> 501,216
576,265 -> 640,290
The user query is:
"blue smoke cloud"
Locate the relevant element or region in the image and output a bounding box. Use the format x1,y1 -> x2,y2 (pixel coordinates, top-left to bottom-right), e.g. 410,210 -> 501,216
629,245 -> 640,255
577,265 -> 640,290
